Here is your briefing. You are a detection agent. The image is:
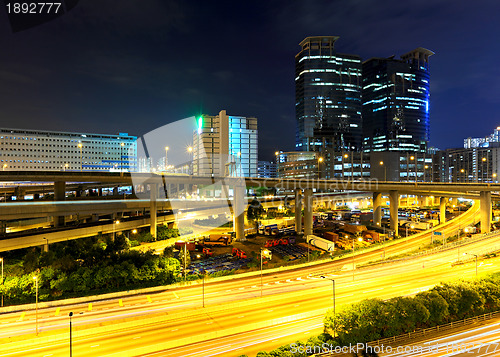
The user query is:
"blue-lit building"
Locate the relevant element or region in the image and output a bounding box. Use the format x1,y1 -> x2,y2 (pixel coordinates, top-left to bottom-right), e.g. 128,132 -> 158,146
193,110 -> 258,177
295,36 -> 362,152
362,48 -> 433,153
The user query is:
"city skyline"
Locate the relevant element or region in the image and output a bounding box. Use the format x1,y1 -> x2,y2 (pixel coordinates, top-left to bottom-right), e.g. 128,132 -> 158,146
0,1 -> 499,161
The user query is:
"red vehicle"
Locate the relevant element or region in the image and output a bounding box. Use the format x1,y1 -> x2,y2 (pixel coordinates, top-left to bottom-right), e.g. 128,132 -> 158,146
232,247 -> 247,259
203,247 -> 213,257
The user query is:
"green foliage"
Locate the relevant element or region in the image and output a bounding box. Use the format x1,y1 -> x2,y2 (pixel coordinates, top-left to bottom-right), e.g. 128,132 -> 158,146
247,198 -> 265,222
323,275 -> 500,345
0,235 -> 182,305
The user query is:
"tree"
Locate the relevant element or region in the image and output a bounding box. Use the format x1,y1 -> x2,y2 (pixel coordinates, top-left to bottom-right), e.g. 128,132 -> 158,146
247,198 -> 265,222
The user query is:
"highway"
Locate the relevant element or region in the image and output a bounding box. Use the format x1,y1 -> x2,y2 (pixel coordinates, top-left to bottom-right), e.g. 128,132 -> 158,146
1,211 -> 498,356
376,318 -> 500,356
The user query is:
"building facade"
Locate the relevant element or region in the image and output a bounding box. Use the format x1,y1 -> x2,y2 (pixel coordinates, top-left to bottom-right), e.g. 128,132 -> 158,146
464,126 -> 500,149
276,151 -> 319,178
295,36 -> 362,152
257,161 -> 277,178
192,110 -> 258,177
0,128 -> 137,171
362,48 -> 433,153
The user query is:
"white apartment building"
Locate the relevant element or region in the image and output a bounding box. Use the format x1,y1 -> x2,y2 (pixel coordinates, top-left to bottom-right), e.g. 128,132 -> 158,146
0,128 -> 137,171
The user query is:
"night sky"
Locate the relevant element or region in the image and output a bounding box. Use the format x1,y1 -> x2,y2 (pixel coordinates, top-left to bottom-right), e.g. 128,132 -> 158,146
0,0 -> 499,161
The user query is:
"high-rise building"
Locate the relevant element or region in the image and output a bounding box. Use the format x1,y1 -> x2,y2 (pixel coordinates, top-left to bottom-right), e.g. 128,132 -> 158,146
295,36 -> 362,152
192,110 -> 258,177
0,128 -> 137,171
362,48 -> 433,153
464,126 -> 500,148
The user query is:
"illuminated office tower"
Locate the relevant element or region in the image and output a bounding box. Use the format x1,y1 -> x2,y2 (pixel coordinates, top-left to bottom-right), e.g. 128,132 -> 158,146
192,110 -> 258,177
362,48 -> 434,153
295,36 -> 362,152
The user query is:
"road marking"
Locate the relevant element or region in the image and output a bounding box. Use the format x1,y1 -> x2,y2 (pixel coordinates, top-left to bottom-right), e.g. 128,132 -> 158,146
391,283 -> 410,287
251,285 -> 257,288
363,288 -> 383,293
43,354 -> 53,357
267,310 -> 273,312
171,328 -> 178,331
19,312 -> 25,322
238,315 -> 245,318
88,303 -> 92,312
91,345 -> 99,348
294,304 -> 300,307
118,299 -> 123,307
286,279 -> 291,282
173,292 -> 179,299
133,336 -> 141,339
55,307 -> 60,316
238,287 -> 244,290
147,295 -> 152,303
206,321 -> 213,324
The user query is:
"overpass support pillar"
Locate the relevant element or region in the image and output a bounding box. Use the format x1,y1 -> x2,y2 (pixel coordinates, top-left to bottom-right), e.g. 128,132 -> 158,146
373,192 -> 382,227
451,197 -> 458,207
480,191 -> 492,234
439,197 -> 447,225
233,182 -> 246,241
303,189 -> 313,237
389,190 -> 399,237
294,189 -> 302,234
150,184 -> 158,239
54,181 -> 66,227
91,214 -> 99,222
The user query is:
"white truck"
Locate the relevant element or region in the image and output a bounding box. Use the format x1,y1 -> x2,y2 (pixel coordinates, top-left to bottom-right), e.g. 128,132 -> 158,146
307,235 -> 335,252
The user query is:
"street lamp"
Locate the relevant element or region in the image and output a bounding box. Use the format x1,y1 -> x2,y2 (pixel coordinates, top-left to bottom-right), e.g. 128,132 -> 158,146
460,168 -> 468,183
2,164 -> 7,171
481,157 -> 487,182
410,155 -> 416,182
120,142 -> 125,175
77,143 -> 83,172
113,220 -> 120,241
33,275 -> 39,335
351,236 -> 363,281
424,165 -> 429,182
320,276 -> 336,337
463,252 -> 478,277
379,161 -> 387,181
69,312 -> 74,357
406,224 -> 415,238
0,257 -> 3,307
165,146 -> 169,171
317,157 -> 323,179
260,248 -> 270,297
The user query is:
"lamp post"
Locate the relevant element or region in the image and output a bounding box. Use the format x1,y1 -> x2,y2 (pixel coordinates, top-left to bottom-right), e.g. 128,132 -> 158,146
120,142 -> 125,176
351,236 -> 363,281
260,249 -> 271,297
317,156 -> 323,179
113,220 -> 120,241
77,143 -> 83,172
481,157 -> 487,182
320,276 -> 336,337
460,168 -> 467,183
187,146 -> 193,175
410,155 -> 416,182
165,146 -> 169,171
463,252 -> 478,277
424,165 -> 429,182
379,161 -> 386,181
0,257 -> 3,307
69,312 -> 73,357
2,164 -> 7,171
33,275 -> 38,335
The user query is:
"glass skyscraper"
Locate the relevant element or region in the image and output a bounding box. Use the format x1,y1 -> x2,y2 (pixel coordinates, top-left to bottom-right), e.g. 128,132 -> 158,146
362,48 -> 434,153
295,36 -> 362,152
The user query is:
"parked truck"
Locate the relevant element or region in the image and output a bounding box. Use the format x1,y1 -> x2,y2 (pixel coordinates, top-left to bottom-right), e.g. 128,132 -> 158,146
343,223 -> 367,235
203,234 -> 232,246
362,230 -> 381,243
323,231 -> 339,242
307,235 -> 335,252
